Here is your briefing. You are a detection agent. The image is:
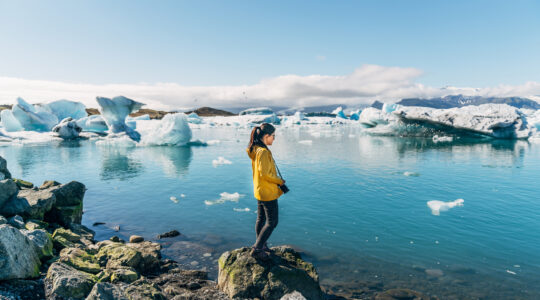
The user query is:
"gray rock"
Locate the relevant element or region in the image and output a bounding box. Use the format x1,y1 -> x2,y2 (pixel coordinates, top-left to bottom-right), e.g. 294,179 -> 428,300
85,282 -> 128,300
0,216 -> 6,225
21,228 -> 54,259
218,246 -> 325,300
129,235 -> 144,243
45,262 -> 96,299
0,224 -> 41,280
0,188 -> 56,219
0,156 -> 11,180
49,181 -> 86,207
39,180 -> 61,190
7,215 -> 25,229
281,291 -> 307,300
0,179 -> 17,209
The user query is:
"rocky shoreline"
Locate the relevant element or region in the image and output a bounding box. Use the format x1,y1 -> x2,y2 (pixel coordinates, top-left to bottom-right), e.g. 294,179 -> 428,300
1,154 -> 437,300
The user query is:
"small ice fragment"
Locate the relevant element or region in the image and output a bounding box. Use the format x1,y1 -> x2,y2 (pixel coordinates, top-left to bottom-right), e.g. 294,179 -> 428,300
170,196 -> 179,203
410,241 -> 414,244
435,241 -> 439,244
403,171 -> 420,177
427,199 -> 464,216
206,139 -> 220,145
180,194 -> 186,198
298,140 -> 313,145
233,208 -> 251,212
205,192 -> 244,205
506,270 -> 516,275
433,135 -> 454,143
212,156 -> 232,167
514,265 -> 520,268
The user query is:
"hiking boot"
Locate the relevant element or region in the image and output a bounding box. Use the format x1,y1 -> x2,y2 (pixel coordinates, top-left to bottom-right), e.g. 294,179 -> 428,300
250,247 -> 270,261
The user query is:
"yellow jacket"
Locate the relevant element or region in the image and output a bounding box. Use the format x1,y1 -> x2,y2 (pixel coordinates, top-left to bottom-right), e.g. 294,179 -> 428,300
247,146 -> 284,201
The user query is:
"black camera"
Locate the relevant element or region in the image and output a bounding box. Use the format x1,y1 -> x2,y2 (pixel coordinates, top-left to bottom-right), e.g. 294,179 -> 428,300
279,184 -> 290,194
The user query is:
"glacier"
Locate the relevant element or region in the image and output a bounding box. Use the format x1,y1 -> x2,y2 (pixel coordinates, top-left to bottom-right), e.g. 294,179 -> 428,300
96,96 -> 145,141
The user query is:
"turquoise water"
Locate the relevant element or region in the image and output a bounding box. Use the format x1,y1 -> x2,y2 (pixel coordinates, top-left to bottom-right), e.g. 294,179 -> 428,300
2,126 -> 540,299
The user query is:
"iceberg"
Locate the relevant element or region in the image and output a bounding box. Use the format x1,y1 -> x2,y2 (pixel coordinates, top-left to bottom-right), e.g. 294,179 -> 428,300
394,104 -> 534,139
382,103 -> 398,114
239,107 -> 274,115
138,113 -> 193,146
126,114 -> 151,129
358,107 -> 395,127
39,100 -> 87,120
52,117 -> 82,139
349,109 -> 361,121
10,98 -> 59,131
96,96 -> 145,141
332,106 -> 347,119
427,199 -> 464,216
76,115 -> 108,133
187,112 -> 203,124
0,110 -> 24,132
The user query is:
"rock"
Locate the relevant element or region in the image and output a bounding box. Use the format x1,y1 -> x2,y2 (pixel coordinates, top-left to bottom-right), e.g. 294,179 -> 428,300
0,156 -> 12,179
150,268 -> 228,300
110,236 -> 121,242
281,291 -> 307,300
0,179 -> 17,209
126,241 -> 161,272
45,262 -> 96,300
123,283 -> 166,300
59,248 -> 101,274
46,204 -> 83,227
93,222 -> 105,226
96,241 -> 161,274
7,215 -> 25,229
21,228 -> 54,259
130,235 -> 144,243
13,178 -> 34,189
85,282 -> 129,300
0,188 -> 56,220
218,246 -> 325,300
24,219 -> 48,230
69,223 -> 96,241
375,288 -> 434,300
157,230 -> 180,239
49,181 -> 86,207
0,224 -> 41,280
0,216 -> 6,225
0,278 -> 46,300
39,180 -> 61,189
52,227 -> 82,250
97,267 -> 139,284
43,181 -> 86,227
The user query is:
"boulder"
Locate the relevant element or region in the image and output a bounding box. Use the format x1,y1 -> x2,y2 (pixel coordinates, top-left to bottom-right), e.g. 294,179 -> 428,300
129,235 -> 144,243
7,215 -> 25,229
122,283 -> 165,300
218,246 -> 325,300
49,181 -> 86,207
85,282 -> 129,300
24,219 -> 48,230
39,180 -> 61,190
126,241 -> 161,272
0,224 -> 41,280
0,216 -> 6,225
375,288 -> 435,300
0,156 -> 11,179
13,178 -> 34,189
0,179 -> 17,208
45,262 -> 96,299
52,227 -> 82,250
0,188 -> 56,219
281,291 -> 307,300
97,267 -> 139,284
21,228 -> 53,259
59,248 -> 101,274
96,241 -> 161,274
46,204 -> 84,227
44,181 -> 86,227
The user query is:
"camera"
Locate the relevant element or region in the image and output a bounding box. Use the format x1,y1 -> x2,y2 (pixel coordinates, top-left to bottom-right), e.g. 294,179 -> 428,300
279,183 -> 290,194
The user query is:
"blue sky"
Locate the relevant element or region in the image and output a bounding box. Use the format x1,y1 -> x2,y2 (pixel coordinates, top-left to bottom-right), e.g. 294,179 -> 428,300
0,0 -> 539,109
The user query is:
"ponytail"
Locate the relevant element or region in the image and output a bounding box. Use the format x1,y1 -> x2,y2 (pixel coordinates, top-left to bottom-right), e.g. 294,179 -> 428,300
248,123 -> 275,152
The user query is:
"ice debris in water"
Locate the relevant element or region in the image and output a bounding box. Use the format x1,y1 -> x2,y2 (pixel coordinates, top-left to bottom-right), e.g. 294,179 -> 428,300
206,140 -> 220,145
170,196 -> 179,203
506,270 -> 517,275
233,208 -> 251,212
212,156 -> 232,167
204,192 -> 244,206
187,112 -> 203,124
298,140 -> 313,145
96,96 -> 145,141
52,117 -> 82,139
138,113 -> 192,146
433,135 -> 454,143
95,133 -> 137,147
403,171 -> 420,177
427,199 -> 464,216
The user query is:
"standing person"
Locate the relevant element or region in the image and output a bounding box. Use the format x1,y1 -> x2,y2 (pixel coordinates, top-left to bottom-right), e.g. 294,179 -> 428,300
246,123 -> 285,260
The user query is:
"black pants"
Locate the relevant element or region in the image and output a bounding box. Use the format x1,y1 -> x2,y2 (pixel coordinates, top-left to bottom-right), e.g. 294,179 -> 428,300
254,199 -> 278,249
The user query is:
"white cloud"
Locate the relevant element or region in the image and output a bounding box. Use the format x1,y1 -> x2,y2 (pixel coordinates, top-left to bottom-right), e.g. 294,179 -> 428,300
1,64 -> 539,111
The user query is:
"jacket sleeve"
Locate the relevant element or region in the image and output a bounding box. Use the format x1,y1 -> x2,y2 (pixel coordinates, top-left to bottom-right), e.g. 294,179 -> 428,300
256,150 -> 284,185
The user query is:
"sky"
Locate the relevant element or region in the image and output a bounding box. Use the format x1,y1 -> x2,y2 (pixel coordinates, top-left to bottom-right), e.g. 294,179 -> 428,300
1,0 -> 539,110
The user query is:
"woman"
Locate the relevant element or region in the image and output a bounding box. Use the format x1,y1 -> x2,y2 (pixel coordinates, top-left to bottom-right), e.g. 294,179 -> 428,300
246,123 -> 285,259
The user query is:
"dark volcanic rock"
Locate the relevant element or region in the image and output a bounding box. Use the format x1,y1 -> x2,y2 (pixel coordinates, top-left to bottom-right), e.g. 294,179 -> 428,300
157,230 -> 180,239
0,189 -> 56,220
0,179 -> 17,209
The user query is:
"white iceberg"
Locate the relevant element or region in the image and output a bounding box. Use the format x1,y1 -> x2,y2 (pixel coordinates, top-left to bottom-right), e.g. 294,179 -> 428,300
0,110 -> 24,132
52,117 -> 82,139
76,115 -> 108,133
9,98 -> 59,131
212,156 -> 232,167
39,100 -> 87,120
204,192 -> 244,206
126,114 -> 151,129
96,96 -> 144,140
239,107 -> 273,115
358,107 -> 395,127
382,103 -> 398,114
427,199 -> 464,216
138,113 -> 192,146
187,112 -> 203,124
332,106 -> 347,119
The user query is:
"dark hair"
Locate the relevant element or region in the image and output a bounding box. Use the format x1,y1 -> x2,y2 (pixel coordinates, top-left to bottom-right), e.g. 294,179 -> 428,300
248,123 -> 275,152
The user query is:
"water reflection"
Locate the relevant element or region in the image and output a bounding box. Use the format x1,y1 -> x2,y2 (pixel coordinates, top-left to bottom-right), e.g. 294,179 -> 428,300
145,146 -> 193,177
99,147 -> 143,181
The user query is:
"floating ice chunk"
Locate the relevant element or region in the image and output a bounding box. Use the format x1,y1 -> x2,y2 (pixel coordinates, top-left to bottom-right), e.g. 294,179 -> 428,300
349,109 -> 361,121
432,135 -> 454,143
138,113 -> 192,146
125,114 -> 150,129
204,192 -> 244,205
298,140 -> 313,145
76,115 -> 108,132
212,156 -> 232,167
332,106 -> 347,119
382,103 -> 398,113
233,208 -> 251,212
11,97 -> 59,131
187,112 -> 203,124
403,171 -> 420,177
240,107 -> 273,115
206,139 -> 220,145
427,199 -> 464,216
170,196 -> 179,203
96,96 -> 144,140
0,110 -> 24,131
40,100 -> 88,120
506,270 -> 516,275
359,107 -> 395,127
52,117 -> 82,139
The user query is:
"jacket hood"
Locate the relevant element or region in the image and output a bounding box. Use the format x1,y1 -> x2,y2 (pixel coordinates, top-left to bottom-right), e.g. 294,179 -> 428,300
247,145 -> 267,160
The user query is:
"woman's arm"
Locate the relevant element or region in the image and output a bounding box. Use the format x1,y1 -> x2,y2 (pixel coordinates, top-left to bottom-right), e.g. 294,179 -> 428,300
256,150 -> 285,185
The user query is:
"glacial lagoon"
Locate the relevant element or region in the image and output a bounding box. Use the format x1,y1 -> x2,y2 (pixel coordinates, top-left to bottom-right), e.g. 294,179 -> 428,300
2,126 -> 540,299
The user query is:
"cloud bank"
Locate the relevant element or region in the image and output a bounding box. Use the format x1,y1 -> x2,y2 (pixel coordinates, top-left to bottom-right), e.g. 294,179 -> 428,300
1,64 -> 539,111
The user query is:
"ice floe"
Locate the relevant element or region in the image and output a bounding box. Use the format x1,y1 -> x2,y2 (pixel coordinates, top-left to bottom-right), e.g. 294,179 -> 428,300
204,192 -> 244,206
427,199 -> 464,216
233,208 -> 251,212
212,156 -> 232,167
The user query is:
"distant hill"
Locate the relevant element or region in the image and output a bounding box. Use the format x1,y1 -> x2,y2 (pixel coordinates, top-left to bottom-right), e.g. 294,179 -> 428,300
184,107 -> 235,116
397,95 -> 540,110
370,100 -> 384,109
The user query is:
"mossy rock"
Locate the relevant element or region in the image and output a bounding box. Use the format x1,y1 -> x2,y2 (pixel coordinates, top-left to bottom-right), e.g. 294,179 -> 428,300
123,283 -> 166,300
52,228 -> 81,250
25,219 -> 49,231
13,178 -> 33,189
45,262 -> 97,299
97,267 -> 139,284
39,180 -> 61,189
59,247 -> 101,274
96,243 -> 142,271
218,246 -> 325,300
